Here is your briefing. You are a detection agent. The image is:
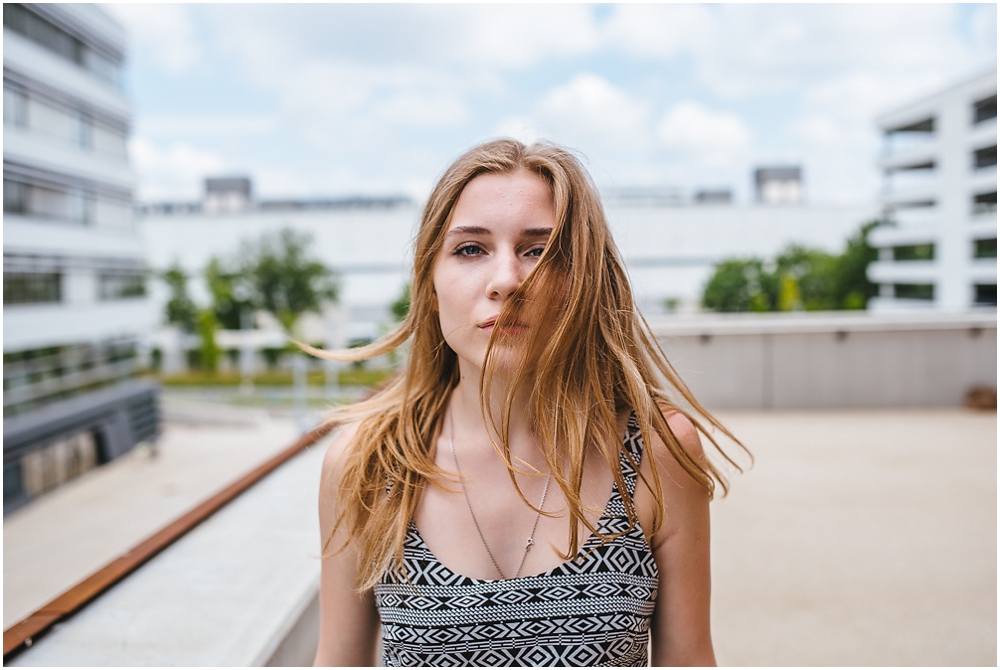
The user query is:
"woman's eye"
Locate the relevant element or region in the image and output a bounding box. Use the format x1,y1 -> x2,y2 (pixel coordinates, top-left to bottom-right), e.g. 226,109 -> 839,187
526,246 -> 545,258
455,244 -> 485,257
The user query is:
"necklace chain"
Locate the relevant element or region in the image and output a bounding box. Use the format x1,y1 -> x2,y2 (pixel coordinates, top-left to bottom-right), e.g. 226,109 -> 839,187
448,412 -> 551,580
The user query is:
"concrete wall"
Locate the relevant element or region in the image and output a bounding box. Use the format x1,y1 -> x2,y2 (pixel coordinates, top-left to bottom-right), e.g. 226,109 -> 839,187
653,311 -> 997,409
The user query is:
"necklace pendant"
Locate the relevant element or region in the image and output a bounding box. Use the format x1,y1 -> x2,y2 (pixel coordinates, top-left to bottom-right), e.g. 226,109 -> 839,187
526,537 -> 534,547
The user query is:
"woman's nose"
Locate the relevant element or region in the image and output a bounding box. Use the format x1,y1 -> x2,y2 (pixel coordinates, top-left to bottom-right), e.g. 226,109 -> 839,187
486,252 -> 525,298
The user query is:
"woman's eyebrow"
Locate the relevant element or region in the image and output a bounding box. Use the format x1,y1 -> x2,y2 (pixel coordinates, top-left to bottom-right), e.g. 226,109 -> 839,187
446,226 -> 552,237
523,227 -> 553,237
446,225 -> 490,236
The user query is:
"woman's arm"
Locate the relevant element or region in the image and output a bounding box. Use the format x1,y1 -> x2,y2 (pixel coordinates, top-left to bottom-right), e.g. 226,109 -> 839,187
313,423 -> 381,666
647,412 -> 717,666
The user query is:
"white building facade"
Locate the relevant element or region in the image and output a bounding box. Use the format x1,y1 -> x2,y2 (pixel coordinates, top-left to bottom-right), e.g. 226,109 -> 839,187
140,180 -> 874,370
3,4 -> 159,513
868,69 -> 997,312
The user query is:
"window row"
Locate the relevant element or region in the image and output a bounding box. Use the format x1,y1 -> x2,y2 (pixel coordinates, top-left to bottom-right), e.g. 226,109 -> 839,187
973,144 -> 997,170
4,84 -> 128,159
3,271 -> 147,305
887,283 -> 997,305
4,339 -> 139,390
3,4 -> 122,89
3,177 -> 132,230
888,238 -> 997,262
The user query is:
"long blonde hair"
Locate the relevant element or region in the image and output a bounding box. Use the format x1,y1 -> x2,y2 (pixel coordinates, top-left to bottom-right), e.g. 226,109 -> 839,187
304,139 -> 745,591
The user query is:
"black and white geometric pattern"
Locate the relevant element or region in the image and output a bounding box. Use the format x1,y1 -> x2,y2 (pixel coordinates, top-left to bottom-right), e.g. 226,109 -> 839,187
375,414 -> 658,667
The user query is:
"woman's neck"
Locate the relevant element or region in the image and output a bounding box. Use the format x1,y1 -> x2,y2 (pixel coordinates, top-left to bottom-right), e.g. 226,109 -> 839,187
448,365 -> 538,461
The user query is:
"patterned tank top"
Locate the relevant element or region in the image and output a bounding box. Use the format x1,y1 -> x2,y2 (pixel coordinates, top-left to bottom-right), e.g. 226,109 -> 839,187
374,413 -> 659,666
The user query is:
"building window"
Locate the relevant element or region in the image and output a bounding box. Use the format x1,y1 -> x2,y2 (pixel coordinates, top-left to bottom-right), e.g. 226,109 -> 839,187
974,284 -> 997,306
3,4 -> 122,88
974,238 -> 997,259
3,84 -> 27,127
3,272 -> 61,304
3,179 -> 27,214
973,191 -> 997,215
973,95 -> 997,124
894,283 -> 934,300
98,273 -> 147,300
3,177 -> 97,225
3,4 -> 83,64
892,243 -> 934,261
973,145 -> 997,169
91,120 -> 128,159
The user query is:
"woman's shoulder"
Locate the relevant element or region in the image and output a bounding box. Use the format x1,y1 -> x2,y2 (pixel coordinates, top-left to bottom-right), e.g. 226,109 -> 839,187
320,420 -> 363,484
629,407 -> 704,463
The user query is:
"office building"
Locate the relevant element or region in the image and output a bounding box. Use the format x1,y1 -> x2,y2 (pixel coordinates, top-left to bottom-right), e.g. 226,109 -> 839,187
3,3 -> 159,513
868,69 -> 997,311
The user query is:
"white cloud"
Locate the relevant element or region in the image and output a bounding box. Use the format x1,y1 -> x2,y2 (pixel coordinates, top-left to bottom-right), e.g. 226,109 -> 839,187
604,4 -> 990,102
603,4 -> 715,59
656,102 -> 752,167
129,138 -> 229,201
104,3 -> 201,74
138,115 -> 277,137
374,92 -> 468,127
448,4 -> 602,68
538,74 -> 650,147
202,4 -> 601,75
492,117 -> 542,146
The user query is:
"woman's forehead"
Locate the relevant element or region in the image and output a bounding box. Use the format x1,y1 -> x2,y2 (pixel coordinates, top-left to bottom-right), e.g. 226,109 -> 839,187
446,170 -> 555,230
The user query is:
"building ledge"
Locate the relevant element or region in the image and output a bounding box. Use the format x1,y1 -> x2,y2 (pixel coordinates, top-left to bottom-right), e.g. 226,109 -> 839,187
7,433 -> 329,666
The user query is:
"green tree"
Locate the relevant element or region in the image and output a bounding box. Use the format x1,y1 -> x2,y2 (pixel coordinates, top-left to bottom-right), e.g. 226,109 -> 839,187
204,256 -> 255,330
702,258 -> 777,312
390,282 -> 411,322
235,228 -> 339,335
197,308 -> 220,373
829,220 -> 879,310
702,221 -> 881,313
774,245 -> 838,311
162,262 -> 198,332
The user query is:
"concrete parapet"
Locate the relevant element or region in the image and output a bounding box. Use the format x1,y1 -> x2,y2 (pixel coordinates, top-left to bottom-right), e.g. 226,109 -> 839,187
651,310 -> 997,409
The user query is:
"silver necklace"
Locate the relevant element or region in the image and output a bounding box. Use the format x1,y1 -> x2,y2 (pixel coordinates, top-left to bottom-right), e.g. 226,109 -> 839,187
448,412 -> 552,580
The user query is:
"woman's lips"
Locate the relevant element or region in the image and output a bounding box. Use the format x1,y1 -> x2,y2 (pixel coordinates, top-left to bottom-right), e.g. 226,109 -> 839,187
478,317 -> 527,335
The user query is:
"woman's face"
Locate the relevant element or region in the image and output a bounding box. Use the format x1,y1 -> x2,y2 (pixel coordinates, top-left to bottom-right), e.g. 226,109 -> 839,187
432,168 -> 556,376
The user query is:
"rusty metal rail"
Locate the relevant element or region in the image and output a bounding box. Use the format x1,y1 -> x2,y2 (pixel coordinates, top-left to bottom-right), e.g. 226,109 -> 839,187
3,419 -> 338,661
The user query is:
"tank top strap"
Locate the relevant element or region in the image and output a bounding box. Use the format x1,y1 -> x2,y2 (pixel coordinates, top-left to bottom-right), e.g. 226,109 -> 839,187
618,410 -> 644,499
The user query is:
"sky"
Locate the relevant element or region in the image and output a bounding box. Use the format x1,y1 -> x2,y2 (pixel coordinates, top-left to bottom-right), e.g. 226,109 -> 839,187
103,3 -> 997,206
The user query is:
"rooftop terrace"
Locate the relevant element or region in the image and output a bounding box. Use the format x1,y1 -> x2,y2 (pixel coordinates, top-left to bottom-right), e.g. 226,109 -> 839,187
4,397 -> 995,665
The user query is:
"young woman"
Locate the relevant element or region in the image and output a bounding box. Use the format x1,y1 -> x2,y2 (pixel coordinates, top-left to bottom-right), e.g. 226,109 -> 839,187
308,139 -> 744,667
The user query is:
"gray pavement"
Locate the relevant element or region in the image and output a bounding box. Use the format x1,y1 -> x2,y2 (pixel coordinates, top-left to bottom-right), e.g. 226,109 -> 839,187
710,409 -> 996,666
3,405 -> 996,666
3,399 -> 300,628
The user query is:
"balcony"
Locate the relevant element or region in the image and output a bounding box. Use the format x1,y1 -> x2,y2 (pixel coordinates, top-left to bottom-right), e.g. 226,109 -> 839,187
869,222 -> 938,249
968,120 -> 997,153
2,127 -> 135,193
880,169 -> 938,208
867,259 -> 939,285
885,205 -> 940,230
2,30 -> 130,119
969,164 -> 997,195
879,140 -> 938,172
3,299 -> 157,352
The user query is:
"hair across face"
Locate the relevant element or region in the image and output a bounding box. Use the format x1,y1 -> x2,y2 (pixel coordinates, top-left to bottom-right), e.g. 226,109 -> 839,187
404,139 -> 618,406
431,168 -> 558,380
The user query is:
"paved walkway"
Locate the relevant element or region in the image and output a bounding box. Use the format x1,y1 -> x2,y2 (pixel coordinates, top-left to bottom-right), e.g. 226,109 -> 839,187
710,409 -> 996,666
4,406 -> 996,665
3,398 -> 300,629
